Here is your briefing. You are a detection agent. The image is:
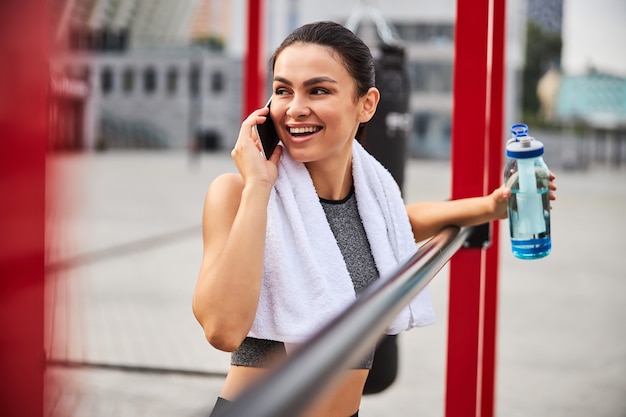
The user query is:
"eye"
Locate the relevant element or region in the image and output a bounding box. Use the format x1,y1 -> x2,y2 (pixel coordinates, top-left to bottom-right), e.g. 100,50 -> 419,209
310,87 -> 329,95
274,87 -> 291,96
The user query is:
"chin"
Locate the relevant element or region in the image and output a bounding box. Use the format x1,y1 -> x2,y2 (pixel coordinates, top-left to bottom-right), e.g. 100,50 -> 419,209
282,144 -> 313,163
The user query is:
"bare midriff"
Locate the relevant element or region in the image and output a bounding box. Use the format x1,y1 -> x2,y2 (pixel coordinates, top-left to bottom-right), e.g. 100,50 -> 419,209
220,365 -> 368,417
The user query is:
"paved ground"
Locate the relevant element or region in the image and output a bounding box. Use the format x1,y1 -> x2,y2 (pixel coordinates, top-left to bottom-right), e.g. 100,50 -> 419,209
43,149 -> 626,417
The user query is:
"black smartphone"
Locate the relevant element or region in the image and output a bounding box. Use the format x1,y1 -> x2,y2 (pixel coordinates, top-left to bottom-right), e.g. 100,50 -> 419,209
255,98 -> 279,159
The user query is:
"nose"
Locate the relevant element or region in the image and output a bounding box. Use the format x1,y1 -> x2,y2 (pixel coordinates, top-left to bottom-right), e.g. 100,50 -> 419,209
285,95 -> 310,119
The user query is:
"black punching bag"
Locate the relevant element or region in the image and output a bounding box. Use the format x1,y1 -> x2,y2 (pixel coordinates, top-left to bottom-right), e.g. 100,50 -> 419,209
363,43 -> 411,190
362,43 -> 411,395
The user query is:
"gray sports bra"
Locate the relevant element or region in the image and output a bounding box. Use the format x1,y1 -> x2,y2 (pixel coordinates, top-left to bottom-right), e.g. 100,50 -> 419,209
231,187 -> 379,369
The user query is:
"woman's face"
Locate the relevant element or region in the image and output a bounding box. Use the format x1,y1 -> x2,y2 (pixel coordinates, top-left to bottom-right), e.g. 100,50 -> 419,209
270,43 -> 375,164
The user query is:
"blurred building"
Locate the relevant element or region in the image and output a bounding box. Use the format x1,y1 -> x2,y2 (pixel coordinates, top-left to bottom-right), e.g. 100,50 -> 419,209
49,0 -> 241,151
48,0 -> 529,157
532,0 -> 626,135
528,0 -> 626,169
556,71 -> 626,127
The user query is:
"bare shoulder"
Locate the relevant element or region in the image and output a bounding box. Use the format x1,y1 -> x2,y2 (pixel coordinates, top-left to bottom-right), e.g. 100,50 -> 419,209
206,173 -> 244,199
203,173 -> 244,218
198,173 -> 246,261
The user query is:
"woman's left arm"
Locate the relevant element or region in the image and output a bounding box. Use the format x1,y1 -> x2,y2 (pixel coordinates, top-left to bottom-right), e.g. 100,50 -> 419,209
407,172 -> 557,243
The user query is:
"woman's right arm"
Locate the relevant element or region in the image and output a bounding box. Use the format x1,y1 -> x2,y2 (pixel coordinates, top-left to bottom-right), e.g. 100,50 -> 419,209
192,107 -> 282,352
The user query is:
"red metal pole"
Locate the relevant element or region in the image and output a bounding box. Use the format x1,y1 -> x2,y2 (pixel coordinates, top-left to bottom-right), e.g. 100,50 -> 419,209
481,1 -> 506,415
0,1 -> 47,416
243,0 -> 266,120
446,0 -> 489,412
446,0 -> 505,415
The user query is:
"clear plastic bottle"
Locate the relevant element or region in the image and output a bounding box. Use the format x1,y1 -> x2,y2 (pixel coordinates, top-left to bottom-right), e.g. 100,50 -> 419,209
503,123 -> 551,260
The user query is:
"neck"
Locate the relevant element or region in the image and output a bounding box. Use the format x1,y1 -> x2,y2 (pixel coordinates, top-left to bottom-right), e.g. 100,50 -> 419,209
306,152 -> 353,201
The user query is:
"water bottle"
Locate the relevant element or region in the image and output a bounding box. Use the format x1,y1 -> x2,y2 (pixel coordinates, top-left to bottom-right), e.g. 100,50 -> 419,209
504,123 -> 551,260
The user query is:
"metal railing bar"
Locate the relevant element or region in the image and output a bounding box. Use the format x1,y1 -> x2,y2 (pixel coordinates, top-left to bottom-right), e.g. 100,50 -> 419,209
216,225 -> 473,417
45,225 -> 200,273
46,359 -> 228,378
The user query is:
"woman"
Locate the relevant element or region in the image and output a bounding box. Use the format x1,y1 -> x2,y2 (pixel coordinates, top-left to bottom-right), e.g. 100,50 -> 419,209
193,21 -> 555,417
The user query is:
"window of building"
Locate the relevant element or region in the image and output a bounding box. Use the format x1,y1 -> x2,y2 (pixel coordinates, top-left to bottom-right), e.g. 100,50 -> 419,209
409,112 -> 452,157
143,67 -> 157,94
409,62 -> 453,93
189,65 -> 200,97
210,70 -> 224,93
412,113 -> 429,142
101,67 -> 113,95
122,67 -> 134,93
166,67 -> 178,95
394,23 -> 454,44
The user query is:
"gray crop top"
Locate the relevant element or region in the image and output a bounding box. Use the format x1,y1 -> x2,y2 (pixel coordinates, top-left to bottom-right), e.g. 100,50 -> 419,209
231,187 -> 380,369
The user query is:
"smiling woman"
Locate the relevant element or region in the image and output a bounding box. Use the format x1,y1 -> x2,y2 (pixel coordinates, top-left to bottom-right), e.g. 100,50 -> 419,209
192,20 -> 556,417
269,42 -> 379,187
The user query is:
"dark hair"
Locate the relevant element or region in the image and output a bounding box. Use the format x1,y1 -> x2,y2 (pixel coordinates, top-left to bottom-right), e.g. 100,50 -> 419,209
271,21 -> 376,140
271,21 -> 376,98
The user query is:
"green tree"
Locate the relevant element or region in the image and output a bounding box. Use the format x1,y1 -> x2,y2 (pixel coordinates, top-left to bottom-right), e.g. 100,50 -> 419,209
522,20 -> 562,123
192,35 -> 225,51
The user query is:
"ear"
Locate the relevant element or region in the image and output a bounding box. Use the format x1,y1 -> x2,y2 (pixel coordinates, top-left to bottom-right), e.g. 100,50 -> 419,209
358,87 -> 380,123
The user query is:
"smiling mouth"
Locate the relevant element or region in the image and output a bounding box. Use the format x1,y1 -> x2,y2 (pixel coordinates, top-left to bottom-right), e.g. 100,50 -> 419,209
289,126 -> 322,137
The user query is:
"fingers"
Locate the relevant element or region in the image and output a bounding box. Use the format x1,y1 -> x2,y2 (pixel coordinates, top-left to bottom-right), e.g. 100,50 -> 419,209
549,191 -> 557,202
500,185 -> 511,200
491,185 -> 510,220
238,106 -> 270,136
233,107 -> 271,155
549,180 -> 557,191
268,144 -> 283,163
231,106 -> 281,185
252,134 -> 263,155
548,171 -> 557,201
494,184 -> 511,202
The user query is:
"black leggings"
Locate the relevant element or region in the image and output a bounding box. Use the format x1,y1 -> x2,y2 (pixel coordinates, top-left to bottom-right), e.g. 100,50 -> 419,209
209,397 -> 359,417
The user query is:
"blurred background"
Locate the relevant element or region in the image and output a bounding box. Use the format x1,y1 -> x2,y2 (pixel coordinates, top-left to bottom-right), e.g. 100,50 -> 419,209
40,0 -> 626,416
48,0 -> 626,162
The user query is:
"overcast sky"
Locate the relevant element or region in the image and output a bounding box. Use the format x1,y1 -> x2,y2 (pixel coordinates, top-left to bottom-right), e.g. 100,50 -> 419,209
561,0 -> 626,76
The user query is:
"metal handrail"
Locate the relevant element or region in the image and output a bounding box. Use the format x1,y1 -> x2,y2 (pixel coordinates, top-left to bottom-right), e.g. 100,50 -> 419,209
216,225 -> 474,417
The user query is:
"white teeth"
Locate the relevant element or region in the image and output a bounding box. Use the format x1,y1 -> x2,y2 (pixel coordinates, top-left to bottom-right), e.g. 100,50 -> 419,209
290,126 -> 319,134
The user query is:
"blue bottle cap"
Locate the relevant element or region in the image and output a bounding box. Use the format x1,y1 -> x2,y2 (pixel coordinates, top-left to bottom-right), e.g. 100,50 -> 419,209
506,123 -> 544,159
511,123 -> 528,137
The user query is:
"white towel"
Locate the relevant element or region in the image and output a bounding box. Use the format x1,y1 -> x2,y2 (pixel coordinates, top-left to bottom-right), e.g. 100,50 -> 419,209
248,140 -> 435,344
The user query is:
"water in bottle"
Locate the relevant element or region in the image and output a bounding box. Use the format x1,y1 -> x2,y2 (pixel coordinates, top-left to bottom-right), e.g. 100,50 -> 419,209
504,124 -> 551,260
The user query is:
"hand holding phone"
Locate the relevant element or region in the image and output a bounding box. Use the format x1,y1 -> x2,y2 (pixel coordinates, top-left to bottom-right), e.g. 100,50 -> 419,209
255,98 -> 280,159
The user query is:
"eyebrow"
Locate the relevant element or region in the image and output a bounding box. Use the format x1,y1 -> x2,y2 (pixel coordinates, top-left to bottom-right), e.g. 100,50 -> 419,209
273,76 -> 338,87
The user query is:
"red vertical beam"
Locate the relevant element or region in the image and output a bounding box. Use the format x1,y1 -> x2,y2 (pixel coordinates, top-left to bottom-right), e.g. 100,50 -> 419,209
446,0 -> 488,412
446,0 -> 504,415
243,0 -> 266,119
0,1 -> 47,416
481,1 -> 506,415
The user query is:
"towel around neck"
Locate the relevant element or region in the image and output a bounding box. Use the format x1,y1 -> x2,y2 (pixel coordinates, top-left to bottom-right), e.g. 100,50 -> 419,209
247,140 -> 435,344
